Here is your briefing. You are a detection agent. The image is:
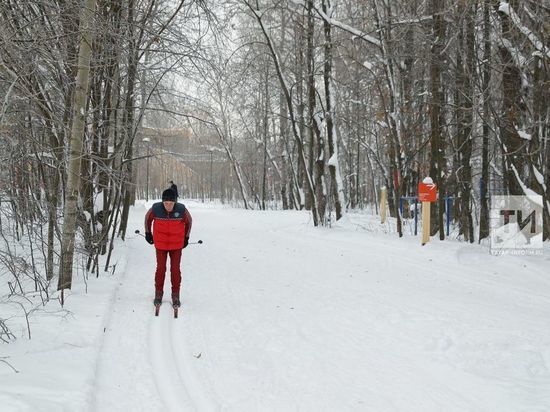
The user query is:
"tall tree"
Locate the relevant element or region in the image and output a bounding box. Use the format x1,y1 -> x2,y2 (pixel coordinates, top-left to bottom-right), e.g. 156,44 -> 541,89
454,0 -> 475,242
429,0 -> 447,240
322,0 -> 346,221
58,0 -> 97,297
479,0 -> 492,241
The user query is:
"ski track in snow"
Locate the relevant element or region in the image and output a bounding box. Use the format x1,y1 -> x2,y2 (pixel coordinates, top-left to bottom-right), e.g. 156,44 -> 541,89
90,237 -> 161,411
149,305 -> 194,410
148,299 -> 218,411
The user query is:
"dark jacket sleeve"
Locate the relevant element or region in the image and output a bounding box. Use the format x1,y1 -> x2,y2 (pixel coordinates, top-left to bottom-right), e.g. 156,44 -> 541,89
183,208 -> 192,238
145,208 -> 154,233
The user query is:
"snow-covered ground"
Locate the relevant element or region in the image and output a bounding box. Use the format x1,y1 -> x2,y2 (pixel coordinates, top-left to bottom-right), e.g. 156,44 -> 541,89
1,201 -> 549,411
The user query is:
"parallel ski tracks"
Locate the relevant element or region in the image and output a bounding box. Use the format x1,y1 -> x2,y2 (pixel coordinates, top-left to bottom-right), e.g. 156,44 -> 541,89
149,303 -> 218,411
149,308 -> 195,410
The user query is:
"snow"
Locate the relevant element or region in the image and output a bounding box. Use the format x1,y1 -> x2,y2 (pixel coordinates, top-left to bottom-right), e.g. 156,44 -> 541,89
498,2 -> 510,15
1,202 -> 550,411
490,221 -> 543,250
327,152 -> 337,167
516,129 -> 532,141
363,61 -> 374,71
533,166 -> 547,191
510,164 -> 543,205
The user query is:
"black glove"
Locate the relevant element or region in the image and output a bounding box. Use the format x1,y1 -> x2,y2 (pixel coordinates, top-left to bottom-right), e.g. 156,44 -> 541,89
145,232 -> 154,244
183,237 -> 189,248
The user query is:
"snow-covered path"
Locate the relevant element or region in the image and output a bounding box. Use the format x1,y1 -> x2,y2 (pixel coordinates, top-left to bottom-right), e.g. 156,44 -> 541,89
88,201 -> 550,411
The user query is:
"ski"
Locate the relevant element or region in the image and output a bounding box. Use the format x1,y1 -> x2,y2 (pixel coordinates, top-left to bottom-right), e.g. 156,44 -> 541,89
154,300 -> 179,317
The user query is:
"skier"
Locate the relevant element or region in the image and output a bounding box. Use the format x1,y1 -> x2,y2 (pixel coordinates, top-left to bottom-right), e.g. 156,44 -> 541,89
144,188 -> 192,309
169,180 -> 179,199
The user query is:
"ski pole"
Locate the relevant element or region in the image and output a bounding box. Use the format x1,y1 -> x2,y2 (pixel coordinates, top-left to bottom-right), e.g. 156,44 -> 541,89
135,230 -> 203,245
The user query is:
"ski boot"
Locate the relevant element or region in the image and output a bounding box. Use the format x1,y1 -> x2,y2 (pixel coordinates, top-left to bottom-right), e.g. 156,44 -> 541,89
172,293 -> 180,318
154,291 -> 163,316
171,293 -> 181,308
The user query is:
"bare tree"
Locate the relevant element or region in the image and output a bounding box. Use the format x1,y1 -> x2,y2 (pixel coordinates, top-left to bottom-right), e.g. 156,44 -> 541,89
58,0 -> 97,298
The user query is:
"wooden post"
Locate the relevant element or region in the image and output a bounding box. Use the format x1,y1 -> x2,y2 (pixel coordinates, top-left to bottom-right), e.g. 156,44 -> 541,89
380,186 -> 387,223
421,201 -> 431,245
419,177 -> 437,245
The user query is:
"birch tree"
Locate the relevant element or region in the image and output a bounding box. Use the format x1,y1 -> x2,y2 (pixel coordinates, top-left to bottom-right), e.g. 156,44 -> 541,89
58,0 -> 96,297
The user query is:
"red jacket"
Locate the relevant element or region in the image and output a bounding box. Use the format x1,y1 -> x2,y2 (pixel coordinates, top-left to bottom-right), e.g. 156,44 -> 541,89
145,202 -> 192,250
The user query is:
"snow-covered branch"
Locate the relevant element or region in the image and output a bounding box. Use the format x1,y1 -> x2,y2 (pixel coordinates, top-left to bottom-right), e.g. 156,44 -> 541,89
289,0 -> 381,47
315,7 -> 381,47
499,1 -> 550,59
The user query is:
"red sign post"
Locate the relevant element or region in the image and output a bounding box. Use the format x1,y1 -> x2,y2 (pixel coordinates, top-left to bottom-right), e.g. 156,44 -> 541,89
418,182 -> 438,202
418,179 -> 437,245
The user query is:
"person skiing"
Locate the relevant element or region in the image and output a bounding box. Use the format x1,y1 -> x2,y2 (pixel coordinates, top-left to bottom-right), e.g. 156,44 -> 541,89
144,188 -> 192,308
169,180 -> 178,199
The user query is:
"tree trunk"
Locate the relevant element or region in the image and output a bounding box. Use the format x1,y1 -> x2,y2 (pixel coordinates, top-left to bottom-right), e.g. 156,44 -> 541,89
322,0 -> 345,221
495,0 -> 525,196
118,0 -> 139,241
479,0 -> 491,241
372,0 -> 403,236
456,0 -> 475,242
305,0 -> 317,214
58,0 -> 97,294
429,0 -> 446,240
261,65 -> 269,211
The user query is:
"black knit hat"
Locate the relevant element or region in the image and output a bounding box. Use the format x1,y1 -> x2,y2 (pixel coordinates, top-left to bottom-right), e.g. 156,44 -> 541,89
162,188 -> 176,201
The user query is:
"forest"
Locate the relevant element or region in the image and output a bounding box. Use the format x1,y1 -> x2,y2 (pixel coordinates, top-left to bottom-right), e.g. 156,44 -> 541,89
0,0 -> 548,307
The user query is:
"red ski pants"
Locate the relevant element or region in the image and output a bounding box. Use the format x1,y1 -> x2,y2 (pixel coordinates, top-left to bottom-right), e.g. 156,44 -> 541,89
154,249 -> 182,294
